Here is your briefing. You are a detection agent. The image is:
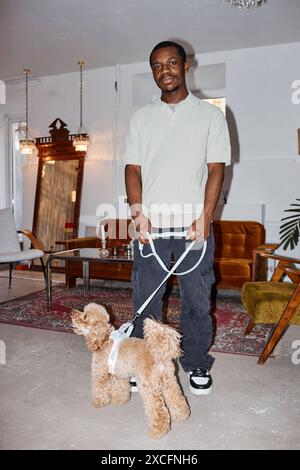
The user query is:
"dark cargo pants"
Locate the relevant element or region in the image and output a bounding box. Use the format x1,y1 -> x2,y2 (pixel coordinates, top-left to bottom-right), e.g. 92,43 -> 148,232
131,228 -> 215,371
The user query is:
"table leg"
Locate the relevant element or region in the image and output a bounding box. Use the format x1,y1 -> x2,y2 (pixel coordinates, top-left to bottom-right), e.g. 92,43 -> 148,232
46,259 -> 52,309
83,260 -> 90,297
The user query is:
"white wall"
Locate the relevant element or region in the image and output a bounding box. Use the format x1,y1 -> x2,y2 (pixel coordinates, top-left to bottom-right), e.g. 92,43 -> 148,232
1,41 -> 300,255
1,66 -> 117,232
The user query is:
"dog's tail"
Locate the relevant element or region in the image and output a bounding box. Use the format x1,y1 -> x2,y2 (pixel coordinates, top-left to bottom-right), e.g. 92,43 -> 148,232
143,318 -> 182,361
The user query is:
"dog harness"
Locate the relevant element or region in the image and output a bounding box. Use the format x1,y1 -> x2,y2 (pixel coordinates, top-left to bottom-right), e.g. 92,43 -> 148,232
108,328 -> 129,374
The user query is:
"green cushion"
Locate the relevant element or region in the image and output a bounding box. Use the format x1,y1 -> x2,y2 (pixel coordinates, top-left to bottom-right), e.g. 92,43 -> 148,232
241,281 -> 300,324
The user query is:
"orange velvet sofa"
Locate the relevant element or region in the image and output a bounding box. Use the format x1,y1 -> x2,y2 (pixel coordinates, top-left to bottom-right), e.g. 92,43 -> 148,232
59,219 -> 266,289
213,220 -> 266,289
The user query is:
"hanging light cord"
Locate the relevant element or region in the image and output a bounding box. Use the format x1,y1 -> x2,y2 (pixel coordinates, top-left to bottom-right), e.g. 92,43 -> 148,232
73,59 -> 89,151
78,60 -> 84,133
24,68 -> 30,141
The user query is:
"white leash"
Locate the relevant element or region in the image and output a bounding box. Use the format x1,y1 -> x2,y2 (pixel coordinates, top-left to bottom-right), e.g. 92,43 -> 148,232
139,230 -> 206,276
135,231 -> 207,319
108,231 -> 208,366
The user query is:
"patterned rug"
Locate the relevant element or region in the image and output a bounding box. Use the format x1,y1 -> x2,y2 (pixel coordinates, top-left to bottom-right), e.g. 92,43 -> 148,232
0,286 -> 272,356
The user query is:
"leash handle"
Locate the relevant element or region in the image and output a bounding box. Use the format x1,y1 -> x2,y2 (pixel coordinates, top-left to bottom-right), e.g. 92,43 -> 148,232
135,235 -> 207,318
139,231 -> 207,276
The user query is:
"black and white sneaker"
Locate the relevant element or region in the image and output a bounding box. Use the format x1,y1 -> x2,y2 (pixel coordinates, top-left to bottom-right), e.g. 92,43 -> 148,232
189,368 -> 213,395
129,376 -> 138,393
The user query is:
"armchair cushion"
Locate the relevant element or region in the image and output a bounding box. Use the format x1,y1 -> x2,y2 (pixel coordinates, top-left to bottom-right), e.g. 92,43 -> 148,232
242,281 -> 300,324
241,252 -> 300,365
0,249 -> 44,263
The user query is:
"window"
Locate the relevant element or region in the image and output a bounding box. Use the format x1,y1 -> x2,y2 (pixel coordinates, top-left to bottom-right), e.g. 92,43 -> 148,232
8,120 -> 26,228
202,97 -> 226,115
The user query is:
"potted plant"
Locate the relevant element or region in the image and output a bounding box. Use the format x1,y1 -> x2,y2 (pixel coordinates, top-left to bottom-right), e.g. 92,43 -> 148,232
279,198 -> 300,251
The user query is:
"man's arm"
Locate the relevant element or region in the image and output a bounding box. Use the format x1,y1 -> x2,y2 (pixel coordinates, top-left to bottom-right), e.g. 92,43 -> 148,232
187,162 -> 225,241
125,164 -> 151,244
125,164 -> 142,210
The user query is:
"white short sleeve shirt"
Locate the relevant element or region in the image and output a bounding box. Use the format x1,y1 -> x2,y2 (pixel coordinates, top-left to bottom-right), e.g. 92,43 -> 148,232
123,92 -> 231,227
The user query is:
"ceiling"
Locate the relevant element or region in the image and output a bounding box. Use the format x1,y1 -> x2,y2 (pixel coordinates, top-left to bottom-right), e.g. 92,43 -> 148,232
1,0 -> 300,81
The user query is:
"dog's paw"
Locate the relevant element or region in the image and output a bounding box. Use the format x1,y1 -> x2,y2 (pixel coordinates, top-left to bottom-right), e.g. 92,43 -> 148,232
148,423 -> 170,440
171,403 -> 191,422
111,394 -> 131,406
91,396 -> 111,408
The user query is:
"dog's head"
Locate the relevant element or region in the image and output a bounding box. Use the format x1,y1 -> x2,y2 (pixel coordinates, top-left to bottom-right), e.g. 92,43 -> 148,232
71,303 -> 114,351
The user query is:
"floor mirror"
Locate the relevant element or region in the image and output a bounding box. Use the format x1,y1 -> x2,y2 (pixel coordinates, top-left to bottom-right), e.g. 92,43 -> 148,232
32,118 -> 86,253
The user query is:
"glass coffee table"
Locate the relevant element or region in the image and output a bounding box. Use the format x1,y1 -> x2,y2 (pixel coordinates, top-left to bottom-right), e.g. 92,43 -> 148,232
46,248 -> 133,309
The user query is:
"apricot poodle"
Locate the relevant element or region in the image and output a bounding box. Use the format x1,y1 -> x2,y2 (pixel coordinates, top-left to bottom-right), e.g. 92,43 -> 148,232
72,302 -> 190,439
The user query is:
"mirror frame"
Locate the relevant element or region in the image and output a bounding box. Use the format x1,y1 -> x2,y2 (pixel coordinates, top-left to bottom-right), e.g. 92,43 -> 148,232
32,118 -> 86,251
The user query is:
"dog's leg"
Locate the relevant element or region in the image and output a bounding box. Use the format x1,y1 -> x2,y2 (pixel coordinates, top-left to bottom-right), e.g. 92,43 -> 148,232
163,370 -> 190,422
110,376 -> 131,405
91,370 -> 112,408
138,380 -> 171,439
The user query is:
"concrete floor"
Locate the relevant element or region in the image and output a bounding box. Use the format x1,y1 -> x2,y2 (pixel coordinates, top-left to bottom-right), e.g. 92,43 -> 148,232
0,270 -> 300,450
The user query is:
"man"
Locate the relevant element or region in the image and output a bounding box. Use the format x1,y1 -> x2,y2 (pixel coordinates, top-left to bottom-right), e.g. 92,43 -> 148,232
123,41 -> 231,395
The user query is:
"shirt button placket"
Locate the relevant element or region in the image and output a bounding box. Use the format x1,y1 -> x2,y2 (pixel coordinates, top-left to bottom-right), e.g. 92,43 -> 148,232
169,108 -> 176,127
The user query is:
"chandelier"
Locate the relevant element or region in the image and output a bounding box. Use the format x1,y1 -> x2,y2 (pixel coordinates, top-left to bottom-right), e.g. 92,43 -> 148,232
19,68 -> 36,155
73,60 -> 89,152
223,0 -> 262,11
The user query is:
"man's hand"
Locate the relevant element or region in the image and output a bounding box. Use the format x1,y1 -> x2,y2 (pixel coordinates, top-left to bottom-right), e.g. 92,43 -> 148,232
133,213 -> 152,244
186,211 -> 211,241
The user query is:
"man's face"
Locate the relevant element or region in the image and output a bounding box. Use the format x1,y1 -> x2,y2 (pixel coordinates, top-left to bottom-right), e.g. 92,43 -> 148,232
150,46 -> 189,93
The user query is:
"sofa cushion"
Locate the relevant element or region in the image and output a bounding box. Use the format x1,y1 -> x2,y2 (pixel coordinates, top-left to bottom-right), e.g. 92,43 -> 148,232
213,258 -> 251,278
213,220 -> 265,260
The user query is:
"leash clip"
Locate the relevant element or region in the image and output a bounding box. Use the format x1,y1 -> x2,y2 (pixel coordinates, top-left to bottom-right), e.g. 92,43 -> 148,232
117,320 -> 134,337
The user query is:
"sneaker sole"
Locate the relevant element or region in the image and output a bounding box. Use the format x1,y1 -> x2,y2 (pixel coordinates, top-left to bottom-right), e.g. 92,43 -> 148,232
189,384 -> 213,396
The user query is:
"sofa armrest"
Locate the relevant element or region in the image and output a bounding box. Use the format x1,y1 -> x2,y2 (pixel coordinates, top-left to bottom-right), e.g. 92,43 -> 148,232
254,243 -> 280,253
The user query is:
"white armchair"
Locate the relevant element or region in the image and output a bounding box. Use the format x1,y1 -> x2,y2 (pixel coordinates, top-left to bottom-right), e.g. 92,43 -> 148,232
0,208 -> 46,287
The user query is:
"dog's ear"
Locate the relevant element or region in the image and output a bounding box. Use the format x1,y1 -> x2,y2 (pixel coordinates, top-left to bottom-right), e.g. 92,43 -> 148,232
143,319 -> 182,360
86,326 -> 103,351
72,308 -> 83,319
86,323 -> 114,351
71,309 -> 88,336
83,303 -> 110,322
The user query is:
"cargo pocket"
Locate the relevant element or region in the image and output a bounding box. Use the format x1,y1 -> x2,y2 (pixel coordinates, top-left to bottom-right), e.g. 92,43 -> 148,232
199,229 -> 215,288
131,266 -> 140,300
200,269 -> 216,289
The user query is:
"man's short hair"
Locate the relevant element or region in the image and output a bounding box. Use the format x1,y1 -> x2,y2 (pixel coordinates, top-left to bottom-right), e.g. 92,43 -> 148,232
149,41 -> 187,66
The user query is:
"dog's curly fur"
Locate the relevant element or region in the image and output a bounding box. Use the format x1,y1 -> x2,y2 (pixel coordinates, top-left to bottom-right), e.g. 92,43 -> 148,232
72,303 -> 190,439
